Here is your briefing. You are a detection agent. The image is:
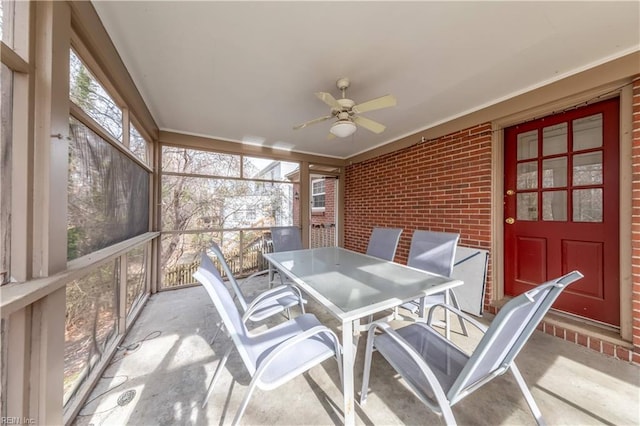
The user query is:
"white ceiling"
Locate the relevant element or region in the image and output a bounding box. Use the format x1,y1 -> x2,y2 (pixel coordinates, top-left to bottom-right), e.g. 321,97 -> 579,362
92,1 -> 639,159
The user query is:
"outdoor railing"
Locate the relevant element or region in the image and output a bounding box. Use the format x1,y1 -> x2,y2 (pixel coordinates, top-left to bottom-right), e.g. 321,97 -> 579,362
163,226 -> 335,288
310,224 -> 335,248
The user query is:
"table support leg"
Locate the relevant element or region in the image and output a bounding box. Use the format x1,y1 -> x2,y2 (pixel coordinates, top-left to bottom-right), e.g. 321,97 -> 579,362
444,289 -> 451,340
341,320 -> 355,426
268,263 -> 275,289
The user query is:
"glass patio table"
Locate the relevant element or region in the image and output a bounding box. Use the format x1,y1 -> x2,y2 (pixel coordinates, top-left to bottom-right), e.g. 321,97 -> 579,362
264,246 -> 463,425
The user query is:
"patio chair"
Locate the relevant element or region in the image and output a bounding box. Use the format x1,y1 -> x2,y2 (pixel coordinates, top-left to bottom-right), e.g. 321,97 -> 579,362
269,226 -> 304,287
401,230 -> 467,336
201,245 -> 305,342
360,270 -> 583,426
270,226 -> 303,252
193,264 -> 342,425
366,227 -> 403,261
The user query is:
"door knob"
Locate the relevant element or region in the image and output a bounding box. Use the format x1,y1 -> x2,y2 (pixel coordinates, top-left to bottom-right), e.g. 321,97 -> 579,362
506,189 -> 515,196
505,217 -> 515,224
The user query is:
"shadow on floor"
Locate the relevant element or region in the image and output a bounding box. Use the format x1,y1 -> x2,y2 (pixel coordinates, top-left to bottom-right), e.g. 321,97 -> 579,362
73,278 -> 640,426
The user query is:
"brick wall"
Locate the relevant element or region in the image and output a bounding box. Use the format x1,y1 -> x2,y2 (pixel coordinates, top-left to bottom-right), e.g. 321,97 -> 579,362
344,85 -> 640,364
345,123 -> 493,304
632,76 -> 640,352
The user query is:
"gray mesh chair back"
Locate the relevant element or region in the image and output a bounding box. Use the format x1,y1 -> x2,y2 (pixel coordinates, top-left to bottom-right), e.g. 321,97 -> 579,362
195,259 -> 255,370
271,226 -> 303,252
366,228 -> 403,261
449,271 -> 582,400
204,242 -> 249,310
407,230 -> 459,276
403,230 -> 465,335
193,264 -> 342,425
361,270 -> 584,425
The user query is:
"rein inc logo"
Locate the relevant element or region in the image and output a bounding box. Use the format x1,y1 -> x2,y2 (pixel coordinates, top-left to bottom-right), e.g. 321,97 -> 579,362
1,418 -> 35,425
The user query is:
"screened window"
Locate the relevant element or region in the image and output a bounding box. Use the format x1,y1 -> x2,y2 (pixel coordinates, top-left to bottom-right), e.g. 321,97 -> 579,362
312,179 -> 325,209
69,50 -> 123,142
129,123 -> 148,164
64,261 -> 118,405
160,146 -> 299,287
68,117 -> 149,260
0,63 -> 11,284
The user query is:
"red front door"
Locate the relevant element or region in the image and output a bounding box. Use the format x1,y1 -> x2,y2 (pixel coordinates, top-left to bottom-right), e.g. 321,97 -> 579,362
504,98 -> 620,326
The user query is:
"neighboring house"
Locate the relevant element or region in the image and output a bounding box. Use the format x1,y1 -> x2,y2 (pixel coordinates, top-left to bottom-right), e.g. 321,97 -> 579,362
288,170 -> 337,247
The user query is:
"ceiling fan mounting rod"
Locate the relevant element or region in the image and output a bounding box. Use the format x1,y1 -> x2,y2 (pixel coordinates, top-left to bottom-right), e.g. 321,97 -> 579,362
336,77 -> 350,98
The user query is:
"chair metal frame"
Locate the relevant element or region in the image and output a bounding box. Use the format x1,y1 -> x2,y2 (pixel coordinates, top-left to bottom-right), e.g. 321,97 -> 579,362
206,243 -> 304,317
201,245 -> 305,344
401,230 -> 467,337
193,264 -> 342,425
360,270 -> 584,426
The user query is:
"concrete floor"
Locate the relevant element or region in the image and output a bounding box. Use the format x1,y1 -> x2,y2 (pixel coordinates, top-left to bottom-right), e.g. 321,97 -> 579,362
73,277 -> 639,426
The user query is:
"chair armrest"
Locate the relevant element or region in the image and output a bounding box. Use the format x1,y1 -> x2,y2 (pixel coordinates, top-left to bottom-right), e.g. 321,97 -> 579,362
240,269 -> 270,287
253,325 -> 343,386
425,303 -> 488,333
241,285 -> 306,323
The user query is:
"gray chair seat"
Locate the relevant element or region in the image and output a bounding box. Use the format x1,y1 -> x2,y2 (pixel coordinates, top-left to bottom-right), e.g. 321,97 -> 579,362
375,323 -> 468,398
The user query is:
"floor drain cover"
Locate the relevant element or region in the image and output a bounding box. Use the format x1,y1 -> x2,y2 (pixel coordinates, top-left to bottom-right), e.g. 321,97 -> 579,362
117,389 -> 136,406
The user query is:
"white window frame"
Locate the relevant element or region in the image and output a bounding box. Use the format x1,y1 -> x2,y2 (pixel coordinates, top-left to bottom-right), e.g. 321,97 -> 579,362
311,178 -> 325,212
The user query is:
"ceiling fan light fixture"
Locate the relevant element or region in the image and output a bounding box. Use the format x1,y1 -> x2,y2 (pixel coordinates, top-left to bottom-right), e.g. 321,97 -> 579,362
330,120 -> 357,138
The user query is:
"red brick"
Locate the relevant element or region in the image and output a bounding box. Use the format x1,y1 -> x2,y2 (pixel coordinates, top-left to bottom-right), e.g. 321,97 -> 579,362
577,334 -> 589,347
616,346 -> 631,362
589,338 -> 602,352
602,342 -> 615,357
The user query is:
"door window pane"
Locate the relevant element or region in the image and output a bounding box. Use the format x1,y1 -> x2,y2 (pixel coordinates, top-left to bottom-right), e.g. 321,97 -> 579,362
543,123 -> 567,156
516,161 -> 538,189
517,130 -> 537,160
573,189 -> 603,222
517,193 -> 537,221
312,179 -> 326,209
573,114 -> 603,150
542,191 -> 567,221
542,157 -> 567,188
573,152 -> 603,186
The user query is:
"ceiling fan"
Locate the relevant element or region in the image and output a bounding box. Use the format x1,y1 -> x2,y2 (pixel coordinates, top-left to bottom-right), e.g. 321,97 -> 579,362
293,77 -> 396,138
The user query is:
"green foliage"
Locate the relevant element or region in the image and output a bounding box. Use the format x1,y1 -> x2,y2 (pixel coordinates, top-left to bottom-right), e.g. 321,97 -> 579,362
67,226 -> 83,260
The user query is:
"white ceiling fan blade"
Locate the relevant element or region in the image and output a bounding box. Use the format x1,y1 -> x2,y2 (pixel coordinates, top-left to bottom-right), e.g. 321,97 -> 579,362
352,94 -> 397,114
315,92 -> 341,109
293,115 -> 332,130
353,115 -> 386,134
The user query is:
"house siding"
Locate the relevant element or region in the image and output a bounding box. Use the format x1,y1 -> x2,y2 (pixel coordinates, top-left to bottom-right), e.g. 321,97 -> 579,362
345,86 -> 640,363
